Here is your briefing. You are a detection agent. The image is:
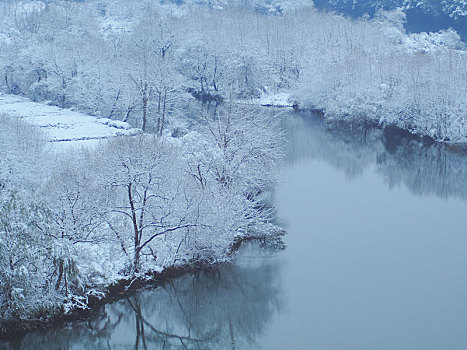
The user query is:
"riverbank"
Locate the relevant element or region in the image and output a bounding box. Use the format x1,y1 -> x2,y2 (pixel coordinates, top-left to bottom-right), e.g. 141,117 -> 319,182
246,91 -> 466,147
0,262 -> 220,340
0,96 -> 285,342
240,87 -> 467,146
0,231 -> 285,341
6,110 -> 467,349
0,264 -> 216,340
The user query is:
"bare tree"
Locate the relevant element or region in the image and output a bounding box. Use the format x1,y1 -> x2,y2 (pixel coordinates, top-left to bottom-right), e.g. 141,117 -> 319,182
124,12 -> 179,134
100,135 -> 200,273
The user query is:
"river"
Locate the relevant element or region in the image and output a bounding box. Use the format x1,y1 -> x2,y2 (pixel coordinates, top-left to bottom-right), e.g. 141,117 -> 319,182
3,111 -> 467,349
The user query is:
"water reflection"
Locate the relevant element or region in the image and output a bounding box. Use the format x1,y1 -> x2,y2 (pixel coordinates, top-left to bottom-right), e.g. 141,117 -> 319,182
4,111 -> 467,349
285,112 -> 467,199
378,127 -> 467,199
283,112 -> 383,178
261,111 -> 467,349
7,245 -> 283,350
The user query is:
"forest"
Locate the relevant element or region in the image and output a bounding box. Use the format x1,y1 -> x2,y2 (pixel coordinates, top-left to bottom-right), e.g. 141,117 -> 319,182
1,1 -> 466,141
1,0 -> 466,332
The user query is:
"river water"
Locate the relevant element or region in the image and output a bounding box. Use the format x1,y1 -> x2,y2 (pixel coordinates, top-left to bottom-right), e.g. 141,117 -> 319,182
4,111 -> 467,349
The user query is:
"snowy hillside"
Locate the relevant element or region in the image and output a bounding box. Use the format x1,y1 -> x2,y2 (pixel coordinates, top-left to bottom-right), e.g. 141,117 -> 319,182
313,0 -> 467,40
314,0 -> 467,18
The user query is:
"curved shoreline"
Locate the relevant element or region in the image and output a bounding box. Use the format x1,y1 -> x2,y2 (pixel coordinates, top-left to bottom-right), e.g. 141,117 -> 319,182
0,233 -> 284,341
288,103 -> 467,150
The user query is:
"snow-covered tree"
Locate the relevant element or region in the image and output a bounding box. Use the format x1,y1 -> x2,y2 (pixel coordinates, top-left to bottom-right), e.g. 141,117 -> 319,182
96,135 -> 201,272
0,194 -> 58,320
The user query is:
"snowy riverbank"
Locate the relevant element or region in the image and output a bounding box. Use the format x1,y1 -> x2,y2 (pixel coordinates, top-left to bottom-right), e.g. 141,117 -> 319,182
0,234 -> 283,340
0,95 -> 284,339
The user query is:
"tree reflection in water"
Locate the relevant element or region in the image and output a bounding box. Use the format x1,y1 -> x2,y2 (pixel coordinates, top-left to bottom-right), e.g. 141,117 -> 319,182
8,244 -> 283,350
7,111 -> 467,350
285,111 -> 467,200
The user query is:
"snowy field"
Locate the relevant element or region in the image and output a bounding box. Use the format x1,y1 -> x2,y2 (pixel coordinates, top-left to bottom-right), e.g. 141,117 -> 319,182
239,92 -> 294,108
257,92 -> 294,108
0,94 -> 140,149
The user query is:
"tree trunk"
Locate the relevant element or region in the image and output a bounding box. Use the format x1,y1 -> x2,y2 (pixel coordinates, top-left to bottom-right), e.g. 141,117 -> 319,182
213,57 -> 219,92
61,78 -> 67,108
4,73 -> 9,93
134,246 -> 140,273
156,91 -> 162,134
55,259 -> 63,290
128,184 -> 141,273
142,95 -> 148,132
123,105 -> 134,123
108,90 -> 121,119
159,90 -> 167,137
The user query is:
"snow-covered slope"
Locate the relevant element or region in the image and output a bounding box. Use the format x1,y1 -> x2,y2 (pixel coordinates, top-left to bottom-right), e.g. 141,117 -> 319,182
314,0 -> 467,18
313,0 -> 467,40
0,94 -> 140,148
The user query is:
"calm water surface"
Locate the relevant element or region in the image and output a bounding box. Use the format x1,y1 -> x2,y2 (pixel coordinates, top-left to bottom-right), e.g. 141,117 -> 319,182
3,112 -> 467,349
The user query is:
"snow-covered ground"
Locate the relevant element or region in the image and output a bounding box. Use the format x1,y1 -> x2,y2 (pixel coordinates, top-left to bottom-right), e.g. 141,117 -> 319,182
258,92 -> 294,107
0,94 -> 140,149
244,92 -> 294,108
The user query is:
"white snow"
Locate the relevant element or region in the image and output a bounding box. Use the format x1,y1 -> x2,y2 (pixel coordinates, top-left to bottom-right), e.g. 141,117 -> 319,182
246,92 -> 294,108
260,92 -> 293,107
0,94 -> 141,149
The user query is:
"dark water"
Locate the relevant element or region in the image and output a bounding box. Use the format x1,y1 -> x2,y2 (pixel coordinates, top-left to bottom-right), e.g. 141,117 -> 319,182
4,243 -> 283,349
3,111 -> 467,349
